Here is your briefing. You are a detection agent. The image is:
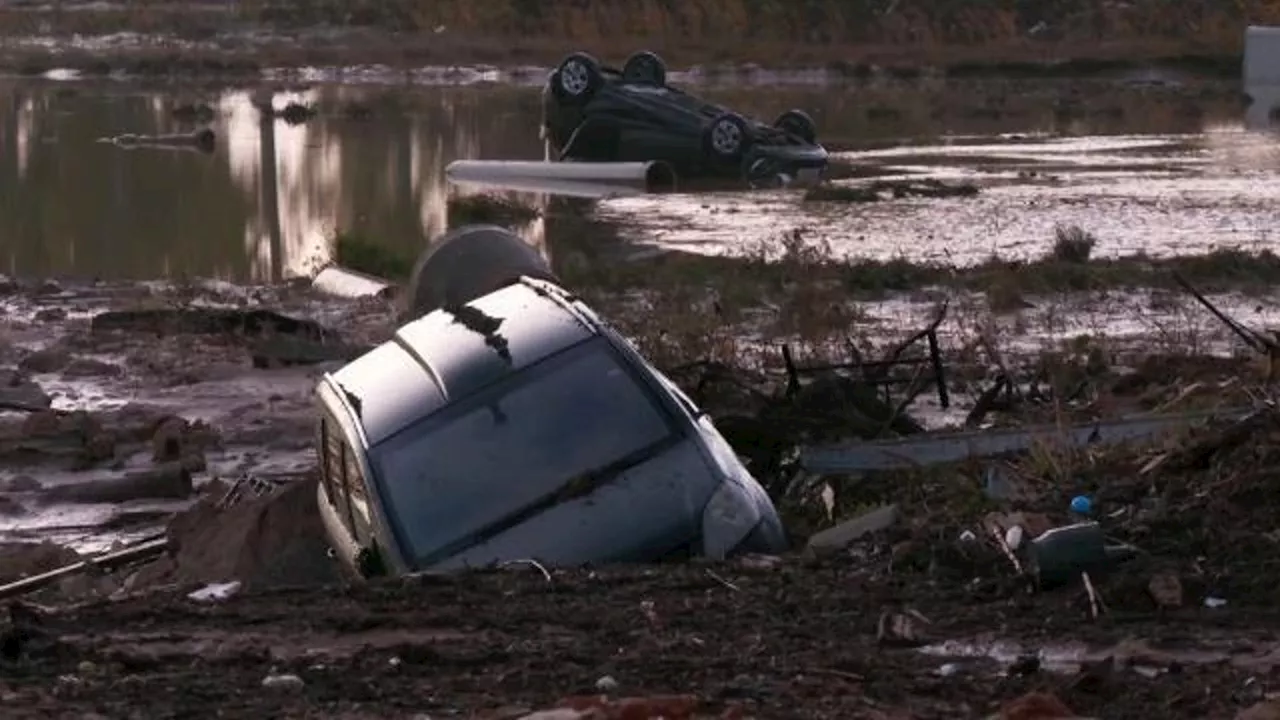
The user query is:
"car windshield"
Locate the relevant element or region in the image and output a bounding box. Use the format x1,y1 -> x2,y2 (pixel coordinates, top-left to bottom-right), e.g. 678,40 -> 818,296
370,337 -> 678,567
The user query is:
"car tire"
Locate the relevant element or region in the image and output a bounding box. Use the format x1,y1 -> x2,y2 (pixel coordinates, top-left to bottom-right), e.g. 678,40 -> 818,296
551,52 -> 603,105
402,224 -> 559,322
622,50 -> 666,85
774,109 -> 817,144
703,113 -> 750,162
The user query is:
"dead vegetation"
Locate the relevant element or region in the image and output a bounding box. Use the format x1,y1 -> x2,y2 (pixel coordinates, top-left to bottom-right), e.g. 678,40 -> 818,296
0,0 -> 1265,76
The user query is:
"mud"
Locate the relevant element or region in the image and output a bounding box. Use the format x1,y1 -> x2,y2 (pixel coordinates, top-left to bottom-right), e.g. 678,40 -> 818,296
0,278 -> 396,552
0,549 -> 1276,718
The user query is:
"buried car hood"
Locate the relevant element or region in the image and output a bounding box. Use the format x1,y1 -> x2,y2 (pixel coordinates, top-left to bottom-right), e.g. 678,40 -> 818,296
428,438 -> 720,571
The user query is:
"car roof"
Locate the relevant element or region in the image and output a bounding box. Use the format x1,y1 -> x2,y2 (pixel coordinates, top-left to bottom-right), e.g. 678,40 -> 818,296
322,278 -> 602,446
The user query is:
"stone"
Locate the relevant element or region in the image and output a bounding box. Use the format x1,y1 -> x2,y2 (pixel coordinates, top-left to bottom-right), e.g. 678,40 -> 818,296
0,380 -> 50,412
18,348 -> 69,374
1147,572 -> 1184,609
63,358 -> 123,378
260,673 -> 305,692
40,463 -> 193,504
807,504 -> 899,555
151,416 -> 189,463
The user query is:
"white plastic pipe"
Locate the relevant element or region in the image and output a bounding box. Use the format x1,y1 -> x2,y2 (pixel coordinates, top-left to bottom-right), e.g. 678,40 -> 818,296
446,176 -> 649,198
313,265 -> 395,298
445,159 -> 677,193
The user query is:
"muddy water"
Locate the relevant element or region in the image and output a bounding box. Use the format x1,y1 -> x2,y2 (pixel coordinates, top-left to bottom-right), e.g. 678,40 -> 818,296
0,75 -> 1256,281
605,127 -> 1280,264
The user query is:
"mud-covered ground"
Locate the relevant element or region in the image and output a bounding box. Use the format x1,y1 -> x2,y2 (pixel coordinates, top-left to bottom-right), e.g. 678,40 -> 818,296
5,269 -> 1280,717
5,556 -> 1280,720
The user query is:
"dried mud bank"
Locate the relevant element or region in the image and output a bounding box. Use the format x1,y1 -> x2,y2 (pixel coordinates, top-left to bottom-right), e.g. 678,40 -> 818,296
0,0 -> 1268,78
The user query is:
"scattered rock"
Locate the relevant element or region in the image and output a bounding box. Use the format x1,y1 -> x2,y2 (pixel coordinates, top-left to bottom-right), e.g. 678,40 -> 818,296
34,280 -> 62,296
260,673 -> 305,692
57,569 -> 122,601
0,370 -> 50,411
151,417 -> 189,462
63,357 -> 123,378
595,675 -> 619,692
876,609 -> 931,648
1147,571 -> 1184,608
90,307 -> 333,342
0,274 -> 16,295
806,504 -> 899,555
39,462 -> 193,504
20,410 -> 63,438
33,308 -> 67,323
17,348 -> 69,374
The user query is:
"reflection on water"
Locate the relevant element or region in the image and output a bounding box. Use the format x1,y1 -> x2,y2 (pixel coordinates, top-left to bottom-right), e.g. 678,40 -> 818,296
1,81 -> 546,281
0,78 -> 1256,281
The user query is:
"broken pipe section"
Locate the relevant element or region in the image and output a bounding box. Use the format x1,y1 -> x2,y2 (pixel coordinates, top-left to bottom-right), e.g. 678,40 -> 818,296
445,159 -> 678,195
1024,521 -> 1139,590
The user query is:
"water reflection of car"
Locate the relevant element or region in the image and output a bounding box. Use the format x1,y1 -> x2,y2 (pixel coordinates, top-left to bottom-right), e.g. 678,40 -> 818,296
314,232 -> 787,578
541,49 -> 829,185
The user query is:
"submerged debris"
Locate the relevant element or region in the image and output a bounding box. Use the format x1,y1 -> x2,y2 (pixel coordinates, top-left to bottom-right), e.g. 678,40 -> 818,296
803,179 -> 979,203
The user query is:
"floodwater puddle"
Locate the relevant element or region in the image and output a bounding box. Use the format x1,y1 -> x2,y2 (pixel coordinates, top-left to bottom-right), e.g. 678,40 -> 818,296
599,127 -> 1280,264
0,75 -> 1261,282
920,634 -> 1280,677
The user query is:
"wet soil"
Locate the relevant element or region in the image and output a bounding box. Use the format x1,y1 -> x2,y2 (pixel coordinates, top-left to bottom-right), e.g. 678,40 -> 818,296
5,274 -> 1280,718
1,556 -> 1276,719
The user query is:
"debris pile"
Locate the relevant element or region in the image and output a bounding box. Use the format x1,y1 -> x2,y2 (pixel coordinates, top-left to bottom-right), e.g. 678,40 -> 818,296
126,474 -> 339,593
1094,406 -> 1280,603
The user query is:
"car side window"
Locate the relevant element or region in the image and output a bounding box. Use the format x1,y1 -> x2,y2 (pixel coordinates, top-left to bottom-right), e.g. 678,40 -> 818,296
319,417 -> 352,530
342,444 -> 377,543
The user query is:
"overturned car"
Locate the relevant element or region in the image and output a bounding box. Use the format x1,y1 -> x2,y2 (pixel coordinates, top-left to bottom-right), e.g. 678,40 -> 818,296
314,225 -> 788,579
542,50 -> 829,185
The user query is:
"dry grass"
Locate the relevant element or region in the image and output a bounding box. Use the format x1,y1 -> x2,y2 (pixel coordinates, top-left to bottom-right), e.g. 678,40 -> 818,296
0,0 -> 1267,74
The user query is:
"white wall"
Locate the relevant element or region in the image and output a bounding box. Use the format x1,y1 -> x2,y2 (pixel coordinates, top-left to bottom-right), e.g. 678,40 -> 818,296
1245,25 -> 1280,84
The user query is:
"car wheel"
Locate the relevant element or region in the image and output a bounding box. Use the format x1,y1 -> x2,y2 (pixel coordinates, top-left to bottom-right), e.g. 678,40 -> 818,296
552,52 -> 603,105
774,109 -> 817,144
704,113 -> 750,162
622,50 -> 666,85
